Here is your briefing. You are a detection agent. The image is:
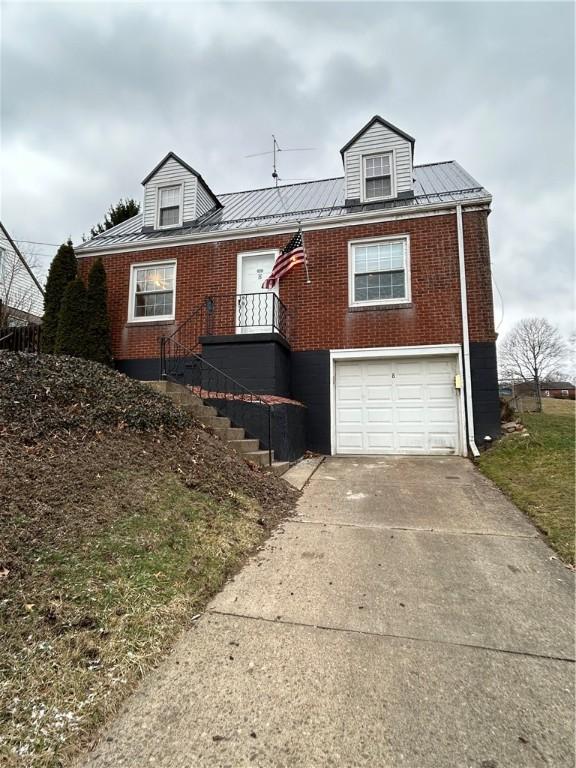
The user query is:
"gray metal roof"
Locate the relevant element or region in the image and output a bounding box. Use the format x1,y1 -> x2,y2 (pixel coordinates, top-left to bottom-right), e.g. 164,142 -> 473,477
77,161 -> 490,252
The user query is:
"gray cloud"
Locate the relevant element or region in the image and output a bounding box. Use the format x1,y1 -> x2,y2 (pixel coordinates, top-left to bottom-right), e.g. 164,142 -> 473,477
1,0 -> 574,347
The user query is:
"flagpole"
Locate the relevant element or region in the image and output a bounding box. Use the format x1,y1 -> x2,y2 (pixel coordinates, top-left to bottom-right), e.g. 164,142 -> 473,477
298,220 -> 311,284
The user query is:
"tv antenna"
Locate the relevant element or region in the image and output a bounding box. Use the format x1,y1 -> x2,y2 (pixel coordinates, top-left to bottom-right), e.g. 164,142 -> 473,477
245,135 -> 316,186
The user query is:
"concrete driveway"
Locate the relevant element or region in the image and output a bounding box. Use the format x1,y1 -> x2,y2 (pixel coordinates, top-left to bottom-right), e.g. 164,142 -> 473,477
80,457 -> 575,768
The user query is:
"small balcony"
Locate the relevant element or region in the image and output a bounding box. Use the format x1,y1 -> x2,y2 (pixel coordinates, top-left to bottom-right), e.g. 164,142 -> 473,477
160,292 -> 291,397
205,292 -> 289,341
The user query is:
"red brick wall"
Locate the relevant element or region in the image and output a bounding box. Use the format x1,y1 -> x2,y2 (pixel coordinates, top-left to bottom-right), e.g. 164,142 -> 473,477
78,208 -> 495,359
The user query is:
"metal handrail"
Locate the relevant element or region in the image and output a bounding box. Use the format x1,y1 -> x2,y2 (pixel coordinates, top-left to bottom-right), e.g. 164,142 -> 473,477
162,298 -> 208,347
160,336 -> 273,466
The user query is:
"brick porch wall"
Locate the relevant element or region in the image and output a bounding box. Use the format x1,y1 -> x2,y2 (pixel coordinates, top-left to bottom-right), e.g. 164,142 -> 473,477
77,208 -> 495,359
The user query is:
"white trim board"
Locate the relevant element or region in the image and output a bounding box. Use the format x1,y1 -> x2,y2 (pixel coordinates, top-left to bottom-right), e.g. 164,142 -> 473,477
155,183 -> 184,230
127,258 -> 177,323
348,233 -> 411,308
360,149 -> 396,203
329,344 -> 466,457
77,199 -> 492,259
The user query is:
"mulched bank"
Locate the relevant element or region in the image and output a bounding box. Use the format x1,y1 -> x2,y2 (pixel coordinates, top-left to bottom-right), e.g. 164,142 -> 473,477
0,352 -> 299,767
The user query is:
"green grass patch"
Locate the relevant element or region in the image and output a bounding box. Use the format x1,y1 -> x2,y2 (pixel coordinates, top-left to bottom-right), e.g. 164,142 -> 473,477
478,400 -> 575,564
1,470 -> 268,767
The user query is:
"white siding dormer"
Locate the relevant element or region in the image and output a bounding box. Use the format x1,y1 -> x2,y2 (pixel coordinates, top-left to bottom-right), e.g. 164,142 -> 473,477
341,116 -> 415,202
141,152 -> 221,230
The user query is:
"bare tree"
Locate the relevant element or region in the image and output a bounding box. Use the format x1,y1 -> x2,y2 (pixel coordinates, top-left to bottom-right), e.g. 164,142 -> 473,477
0,242 -> 44,326
499,317 -> 567,411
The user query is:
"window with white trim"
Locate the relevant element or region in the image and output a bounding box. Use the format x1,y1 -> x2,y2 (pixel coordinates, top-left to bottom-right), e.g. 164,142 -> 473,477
129,261 -> 176,321
350,238 -> 409,306
157,186 -> 182,227
363,153 -> 393,200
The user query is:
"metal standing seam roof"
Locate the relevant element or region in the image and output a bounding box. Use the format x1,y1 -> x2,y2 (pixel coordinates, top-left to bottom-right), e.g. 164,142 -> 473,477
77,161 -> 490,252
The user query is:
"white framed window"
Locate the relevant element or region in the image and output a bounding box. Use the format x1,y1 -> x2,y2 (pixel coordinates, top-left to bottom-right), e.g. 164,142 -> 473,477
128,260 -> 176,322
157,185 -> 182,228
348,235 -> 410,307
561,389 -> 569,397
362,152 -> 394,201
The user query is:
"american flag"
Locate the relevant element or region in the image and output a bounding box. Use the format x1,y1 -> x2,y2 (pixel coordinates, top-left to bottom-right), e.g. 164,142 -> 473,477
262,228 -> 306,289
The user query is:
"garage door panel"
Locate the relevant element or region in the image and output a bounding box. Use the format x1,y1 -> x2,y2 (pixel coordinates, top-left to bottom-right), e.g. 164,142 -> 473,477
338,386 -> 363,401
365,385 -> 393,400
396,385 -> 424,400
337,408 -> 363,424
429,433 -> 458,451
396,432 -> 427,450
396,360 -> 424,375
335,355 -> 460,456
397,407 -> 425,424
428,407 -> 457,424
427,359 -> 454,373
428,383 -> 455,400
365,408 -> 393,424
337,432 -> 364,450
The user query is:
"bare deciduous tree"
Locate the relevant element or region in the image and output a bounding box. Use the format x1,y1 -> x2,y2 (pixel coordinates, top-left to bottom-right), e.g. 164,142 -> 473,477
0,242 -> 44,326
499,317 -> 567,411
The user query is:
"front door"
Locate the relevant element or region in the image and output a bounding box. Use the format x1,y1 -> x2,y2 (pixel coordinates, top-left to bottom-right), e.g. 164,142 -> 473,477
237,252 -> 277,334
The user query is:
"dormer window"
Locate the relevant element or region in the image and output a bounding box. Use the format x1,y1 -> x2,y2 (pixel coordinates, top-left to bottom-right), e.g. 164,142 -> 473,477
157,185 -> 182,228
363,153 -> 393,201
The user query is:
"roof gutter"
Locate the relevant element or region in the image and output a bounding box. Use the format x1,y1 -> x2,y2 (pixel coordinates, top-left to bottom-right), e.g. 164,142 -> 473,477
456,203 -> 479,458
77,196 -> 492,258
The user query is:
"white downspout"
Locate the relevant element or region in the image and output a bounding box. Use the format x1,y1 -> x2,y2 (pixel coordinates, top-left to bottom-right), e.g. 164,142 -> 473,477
456,203 -> 480,458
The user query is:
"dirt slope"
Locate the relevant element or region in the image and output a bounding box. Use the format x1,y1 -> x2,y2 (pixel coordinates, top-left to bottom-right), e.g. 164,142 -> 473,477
0,352 -> 298,767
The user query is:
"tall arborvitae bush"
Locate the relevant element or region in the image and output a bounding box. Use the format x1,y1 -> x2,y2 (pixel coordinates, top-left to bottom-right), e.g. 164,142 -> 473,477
54,278 -> 88,358
85,258 -> 112,366
42,240 -> 77,353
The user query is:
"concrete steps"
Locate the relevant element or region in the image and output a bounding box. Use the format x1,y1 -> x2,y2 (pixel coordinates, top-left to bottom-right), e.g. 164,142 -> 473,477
141,379 -> 289,475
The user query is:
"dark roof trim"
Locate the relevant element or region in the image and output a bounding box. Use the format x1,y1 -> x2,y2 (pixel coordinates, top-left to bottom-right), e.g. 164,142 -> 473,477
141,151 -> 222,209
340,115 -> 415,157
541,381 -> 574,390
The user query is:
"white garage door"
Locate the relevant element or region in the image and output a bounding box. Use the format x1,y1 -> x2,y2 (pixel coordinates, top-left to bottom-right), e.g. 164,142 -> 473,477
334,356 -> 461,455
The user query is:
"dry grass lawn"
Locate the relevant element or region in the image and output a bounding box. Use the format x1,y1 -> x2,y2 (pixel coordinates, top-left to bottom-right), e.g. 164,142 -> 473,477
478,397 -> 575,564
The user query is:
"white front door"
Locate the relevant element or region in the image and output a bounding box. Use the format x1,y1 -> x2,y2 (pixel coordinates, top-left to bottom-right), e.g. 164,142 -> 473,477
334,356 -> 460,455
237,252 -> 277,334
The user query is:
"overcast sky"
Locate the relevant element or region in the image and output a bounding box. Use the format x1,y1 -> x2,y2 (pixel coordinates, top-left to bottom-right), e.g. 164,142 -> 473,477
1,0 -> 574,344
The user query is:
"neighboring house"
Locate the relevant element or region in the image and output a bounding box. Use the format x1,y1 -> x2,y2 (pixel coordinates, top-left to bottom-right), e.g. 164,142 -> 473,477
515,381 -> 575,400
542,382 -> 575,399
76,115 -> 500,459
0,229 -> 44,327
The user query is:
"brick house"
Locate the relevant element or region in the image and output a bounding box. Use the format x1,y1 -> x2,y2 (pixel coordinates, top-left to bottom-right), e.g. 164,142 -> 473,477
515,381 -> 575,400
77,115 -> 500,461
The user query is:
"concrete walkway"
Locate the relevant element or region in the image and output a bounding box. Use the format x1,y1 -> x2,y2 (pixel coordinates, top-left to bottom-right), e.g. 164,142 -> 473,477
80,457 -> 575,768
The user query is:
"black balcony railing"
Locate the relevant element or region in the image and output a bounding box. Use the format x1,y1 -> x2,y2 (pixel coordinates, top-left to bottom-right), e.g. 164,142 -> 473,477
206,292 -> 288,339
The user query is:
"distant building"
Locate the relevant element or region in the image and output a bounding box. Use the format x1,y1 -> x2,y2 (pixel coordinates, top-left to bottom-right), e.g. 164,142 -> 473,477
514,381 -> 575,400
541,382 -> 575,400
0,228 -> 44,327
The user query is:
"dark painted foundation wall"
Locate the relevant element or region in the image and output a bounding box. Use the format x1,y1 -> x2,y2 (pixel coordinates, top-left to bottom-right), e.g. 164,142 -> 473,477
469,341 -> 501,444
116,340 -> 500,457
200,334 -> 291,397
205,398 -> 306,462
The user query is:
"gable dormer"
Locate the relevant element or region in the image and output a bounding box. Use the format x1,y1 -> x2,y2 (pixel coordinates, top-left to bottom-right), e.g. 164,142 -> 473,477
141,152 -> 221,232
340,116 -> 415,205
